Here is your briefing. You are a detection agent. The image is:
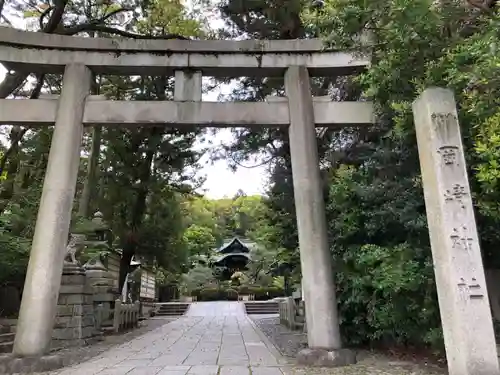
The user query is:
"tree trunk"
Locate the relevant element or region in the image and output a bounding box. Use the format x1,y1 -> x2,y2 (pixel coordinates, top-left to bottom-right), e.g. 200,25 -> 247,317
78,126 -> 102,217
117,128 -> 163,292
118,243 -> 134,295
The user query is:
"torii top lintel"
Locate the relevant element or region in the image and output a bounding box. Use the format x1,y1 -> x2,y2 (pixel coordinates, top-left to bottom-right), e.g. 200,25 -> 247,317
0,27 -> 369,77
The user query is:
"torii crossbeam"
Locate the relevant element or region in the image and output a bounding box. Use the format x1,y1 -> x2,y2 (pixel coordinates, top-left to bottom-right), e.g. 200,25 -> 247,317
0,27 -> 374,370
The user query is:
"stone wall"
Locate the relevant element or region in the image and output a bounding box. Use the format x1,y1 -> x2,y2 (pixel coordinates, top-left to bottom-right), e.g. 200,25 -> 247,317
139,268 -> 155,300
84,258 -> 119,332
52,264 -> 96,349
103,250 -> 121,291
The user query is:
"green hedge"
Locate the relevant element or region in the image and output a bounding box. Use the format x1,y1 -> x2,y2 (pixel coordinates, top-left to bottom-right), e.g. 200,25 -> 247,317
191,286 -> 285,301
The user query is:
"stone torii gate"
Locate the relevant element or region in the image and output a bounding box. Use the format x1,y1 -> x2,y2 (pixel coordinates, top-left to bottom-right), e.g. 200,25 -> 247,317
0,26 -> 498,374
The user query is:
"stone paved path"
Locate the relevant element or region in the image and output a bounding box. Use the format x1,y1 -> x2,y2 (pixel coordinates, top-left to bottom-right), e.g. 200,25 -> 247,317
48,302 -> 291,375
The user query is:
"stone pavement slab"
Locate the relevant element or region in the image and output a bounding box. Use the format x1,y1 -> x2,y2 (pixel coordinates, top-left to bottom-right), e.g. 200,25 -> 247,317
43,302 -> 287,375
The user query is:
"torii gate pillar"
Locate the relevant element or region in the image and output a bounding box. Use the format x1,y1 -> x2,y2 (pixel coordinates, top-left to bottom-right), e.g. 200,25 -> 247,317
285,66 -> 355,366
13,64 -> 91,357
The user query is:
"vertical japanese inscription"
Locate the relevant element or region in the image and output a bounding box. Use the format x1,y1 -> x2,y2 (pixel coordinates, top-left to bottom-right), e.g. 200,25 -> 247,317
444,183 -> 468,208
432,112 -> 460,167
437,145 -> 459,166
457,277 -> 484,300
432,113 -> 475,252
450,225 -> 474,251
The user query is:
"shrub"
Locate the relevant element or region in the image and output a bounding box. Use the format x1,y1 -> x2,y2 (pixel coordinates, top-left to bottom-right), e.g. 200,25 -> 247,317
190,288 -> 201,299
198,287 -> 224,301
237,285 -> 250,295
249,286 -> 285,300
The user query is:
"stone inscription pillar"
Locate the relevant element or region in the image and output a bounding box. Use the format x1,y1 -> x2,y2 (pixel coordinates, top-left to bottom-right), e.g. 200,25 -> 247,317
413,88 -> 499,375
13,64 -> 91,357
285,66 -> 353,366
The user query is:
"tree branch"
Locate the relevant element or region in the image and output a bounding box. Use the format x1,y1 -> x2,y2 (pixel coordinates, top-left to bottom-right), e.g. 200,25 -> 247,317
43,0 -> 68,32
39,5 -> 54,30
0,73 -> 45,175
0,0 -> 6,21
99,7 -> 133,23
1,14 -> 12,26
0,0 -> 68,99
61,23 -> 189,39
466,0 -> 497,12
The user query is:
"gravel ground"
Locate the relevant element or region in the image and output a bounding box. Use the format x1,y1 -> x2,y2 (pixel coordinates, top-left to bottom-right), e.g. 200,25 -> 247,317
251,316 -> 307,357
251,316 -> 447,375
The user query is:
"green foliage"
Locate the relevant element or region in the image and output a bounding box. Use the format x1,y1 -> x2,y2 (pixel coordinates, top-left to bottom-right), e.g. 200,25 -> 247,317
0,0 -> 209,292
191,285 -> 285,301
181,264 -> 217,293
183,224 -> 217,258
251,286 -> 285,300
0,205 -> 32,286
306,0 -> 500,349
475,111 -> 500,218
136,0 -> 204,37
215,0 -> 500,351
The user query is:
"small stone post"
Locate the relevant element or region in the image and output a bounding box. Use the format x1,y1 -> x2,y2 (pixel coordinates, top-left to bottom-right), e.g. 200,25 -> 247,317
13,64 -> 91,357
285,66 -> 355,366
113,299 -> 122,333
413,88 -> 500,375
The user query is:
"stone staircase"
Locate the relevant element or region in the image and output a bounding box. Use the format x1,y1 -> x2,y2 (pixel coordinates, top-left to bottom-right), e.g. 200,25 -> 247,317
0,325 -> 14,353
244,301 -> 279,315
156,303 -> 190,316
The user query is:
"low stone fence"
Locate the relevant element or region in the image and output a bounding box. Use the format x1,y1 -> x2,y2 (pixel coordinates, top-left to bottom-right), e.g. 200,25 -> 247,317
113,299 -> 140,332
279,297 -> 295,327
279,297 -> 306,331
140,299 -> 156,318
238,294 -> 255,301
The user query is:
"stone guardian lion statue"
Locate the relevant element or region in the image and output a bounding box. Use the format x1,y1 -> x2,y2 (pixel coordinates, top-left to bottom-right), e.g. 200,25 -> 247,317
64,233 -> 87,264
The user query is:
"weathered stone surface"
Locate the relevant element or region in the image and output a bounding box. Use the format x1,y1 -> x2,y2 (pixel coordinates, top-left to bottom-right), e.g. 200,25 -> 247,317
296,348 -> 356,367
56,304 -> 93,317
413,88 -> 499,375
0,27 -> 369,77
285,65 -> 342,351
52,326 -> 93,340
91,285 -> 115,293
53,315 -> 94,329
0,99 -> 375,129
58,284 -> 88,295
0,353 -> 64,373
60,274 -> 86,285
58,294 -> 87,305
92,293 -> 116,302
13,64 -> 92,358
41,302 -> 286,374
62,263 -> 86,276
